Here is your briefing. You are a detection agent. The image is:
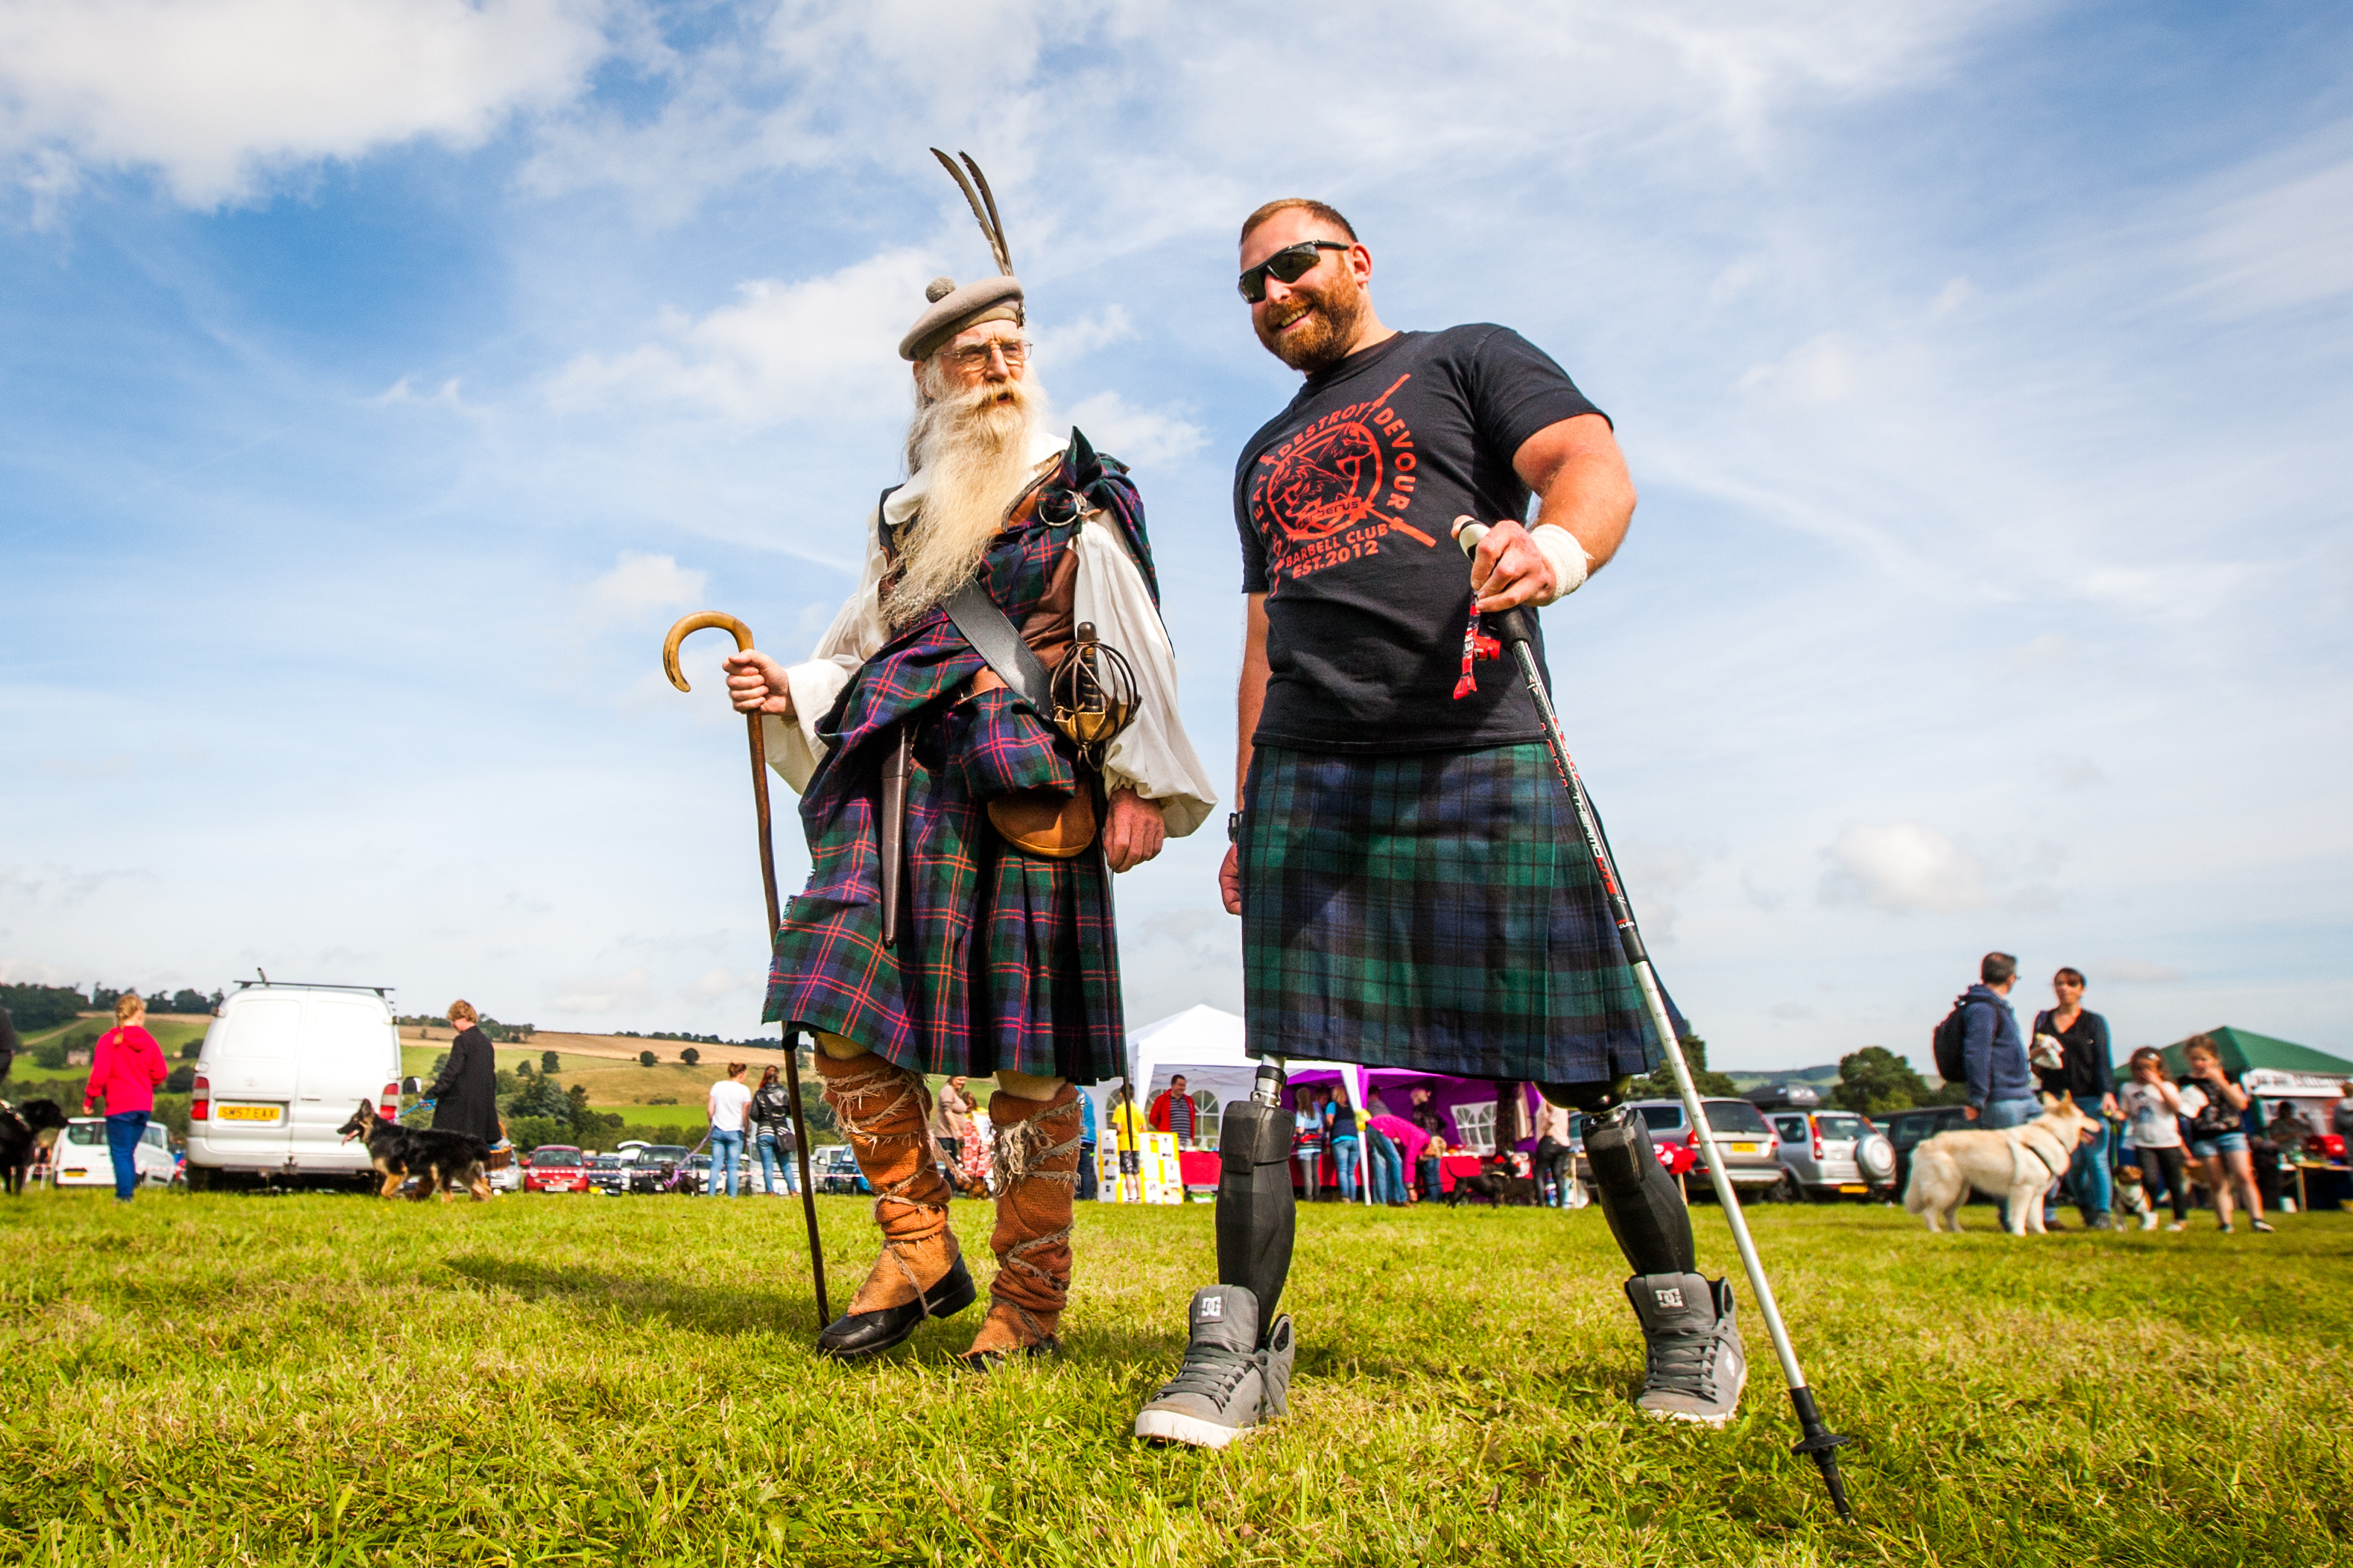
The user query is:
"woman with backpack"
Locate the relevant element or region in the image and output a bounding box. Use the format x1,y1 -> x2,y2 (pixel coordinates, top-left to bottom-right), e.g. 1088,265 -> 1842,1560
81,994 -> 168,1202
750,1065 -> 798,1196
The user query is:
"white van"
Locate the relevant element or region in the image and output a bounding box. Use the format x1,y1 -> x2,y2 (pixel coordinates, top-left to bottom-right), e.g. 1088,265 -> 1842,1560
184,982 -> 403,1188
51,1118 -> 177,1188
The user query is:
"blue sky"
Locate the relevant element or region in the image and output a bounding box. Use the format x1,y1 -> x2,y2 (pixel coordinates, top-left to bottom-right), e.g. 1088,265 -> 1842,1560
4,0 -> 2348,1072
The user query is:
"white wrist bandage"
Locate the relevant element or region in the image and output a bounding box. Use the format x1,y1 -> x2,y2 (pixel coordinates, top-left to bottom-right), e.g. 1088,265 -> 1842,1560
1529,524 -> 1592,606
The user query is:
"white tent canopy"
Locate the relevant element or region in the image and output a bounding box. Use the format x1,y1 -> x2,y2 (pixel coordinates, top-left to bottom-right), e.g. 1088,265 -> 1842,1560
1087,1005 -> 1376,1204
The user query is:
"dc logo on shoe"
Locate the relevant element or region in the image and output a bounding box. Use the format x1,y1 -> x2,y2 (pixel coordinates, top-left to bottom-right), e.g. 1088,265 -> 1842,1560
1198,1298 -> 1223,1321
1654,1287 -> 1685,1309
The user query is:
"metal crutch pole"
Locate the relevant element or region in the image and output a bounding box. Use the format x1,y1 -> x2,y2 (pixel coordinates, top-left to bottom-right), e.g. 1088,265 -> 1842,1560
1457,526 -> 1854,1521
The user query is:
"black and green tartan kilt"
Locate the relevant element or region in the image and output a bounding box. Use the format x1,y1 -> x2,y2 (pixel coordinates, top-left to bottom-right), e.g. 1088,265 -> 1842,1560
1239,742 -> 1674,1083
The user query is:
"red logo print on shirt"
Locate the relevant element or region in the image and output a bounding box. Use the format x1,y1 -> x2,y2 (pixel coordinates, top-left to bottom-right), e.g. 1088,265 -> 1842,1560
1250,372 -> 1437,591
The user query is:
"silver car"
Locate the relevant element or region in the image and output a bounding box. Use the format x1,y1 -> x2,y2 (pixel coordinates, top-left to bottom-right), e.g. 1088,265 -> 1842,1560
1768,1108 -> 1897,1202
1627,1098 -> 1787,1193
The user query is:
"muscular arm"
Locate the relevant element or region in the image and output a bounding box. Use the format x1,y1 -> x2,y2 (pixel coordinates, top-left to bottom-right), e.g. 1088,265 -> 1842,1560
1459,413 -> 1638,612
1220,594 -> 1270,915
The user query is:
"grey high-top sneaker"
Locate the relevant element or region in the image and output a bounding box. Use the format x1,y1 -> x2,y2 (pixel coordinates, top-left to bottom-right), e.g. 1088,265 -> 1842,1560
1625,1273 -> 1747,1427
1133,1286 -> 1296,1449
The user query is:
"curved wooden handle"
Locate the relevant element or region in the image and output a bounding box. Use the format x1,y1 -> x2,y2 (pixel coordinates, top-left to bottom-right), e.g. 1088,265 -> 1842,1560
662,612 -> 754,692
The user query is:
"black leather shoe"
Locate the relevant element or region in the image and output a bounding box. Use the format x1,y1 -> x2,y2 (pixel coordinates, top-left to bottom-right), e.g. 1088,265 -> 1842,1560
816,1254 -> 977,1359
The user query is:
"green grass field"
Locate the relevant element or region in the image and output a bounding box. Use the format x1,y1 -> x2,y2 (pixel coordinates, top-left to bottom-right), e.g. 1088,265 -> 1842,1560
4,1192 -> 2345,1566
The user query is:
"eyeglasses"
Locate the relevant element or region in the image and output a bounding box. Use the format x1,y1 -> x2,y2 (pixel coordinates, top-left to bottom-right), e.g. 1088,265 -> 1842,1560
1238,240 -> 1349,303
946,337 -> 1030,371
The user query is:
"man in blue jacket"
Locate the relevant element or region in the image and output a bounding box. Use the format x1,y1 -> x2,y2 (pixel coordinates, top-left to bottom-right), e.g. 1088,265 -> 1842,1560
1962,953 -> 2039,1131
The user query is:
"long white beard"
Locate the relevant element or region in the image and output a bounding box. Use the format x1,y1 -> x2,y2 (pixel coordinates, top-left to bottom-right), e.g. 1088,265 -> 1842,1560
885,374 -> 1045,627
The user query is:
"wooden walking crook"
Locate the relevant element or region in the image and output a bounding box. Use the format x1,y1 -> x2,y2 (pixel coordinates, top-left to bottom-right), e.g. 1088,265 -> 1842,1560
663,610 -> 833,1327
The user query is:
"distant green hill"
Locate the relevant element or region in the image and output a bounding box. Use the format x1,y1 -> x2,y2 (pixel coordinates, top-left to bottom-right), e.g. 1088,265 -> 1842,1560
1724,1065 -> 1843,1093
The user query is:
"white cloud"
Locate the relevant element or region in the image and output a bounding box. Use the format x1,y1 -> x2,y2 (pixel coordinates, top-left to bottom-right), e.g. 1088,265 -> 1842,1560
1036,305 -> 1135,362
548,249 -> 937,425
685,967 -> 762,1001
1062,390 -> 1205,469
546,966 -> 650,1015
1819,822 -> 1988,913
582,550 -> 707,626
1738,332 -> 1860,406
2100,960 -> 2185,985
0,0 -> 614,207
2191,147 -> 2353,316
2003,633 -> 2074,673
1928,276 -> 1975,317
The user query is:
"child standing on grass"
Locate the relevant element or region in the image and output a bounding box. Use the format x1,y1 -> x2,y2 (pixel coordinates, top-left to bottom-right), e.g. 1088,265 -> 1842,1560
2118,1048 -> 2191,1231
2179,1035 -> 2273,1234
82,994 -> 166,1202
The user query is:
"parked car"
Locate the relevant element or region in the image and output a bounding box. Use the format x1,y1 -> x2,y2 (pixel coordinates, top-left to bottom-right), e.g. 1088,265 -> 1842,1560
1767,1108 -> 1898,1202
628,1144 -> 694,1194
586,1153 -> 631,1195
1878,1105 -> 1975,1196
184,980 -> 402,1190
1624,1098 -> 1784,1194
808,1143 -> 868,1196
50,1118 -> 177,1189
523,1145 -> 590,1193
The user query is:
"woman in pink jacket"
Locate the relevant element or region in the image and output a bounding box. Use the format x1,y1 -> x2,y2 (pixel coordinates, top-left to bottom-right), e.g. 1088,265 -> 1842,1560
83,995 -> 168,1201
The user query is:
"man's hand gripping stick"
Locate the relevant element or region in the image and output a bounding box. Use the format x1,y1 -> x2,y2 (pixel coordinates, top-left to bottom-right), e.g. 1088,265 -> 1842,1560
1455,527 -> 1855,1522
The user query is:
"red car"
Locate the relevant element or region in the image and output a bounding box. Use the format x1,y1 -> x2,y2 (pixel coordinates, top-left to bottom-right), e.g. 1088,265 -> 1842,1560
524,1145 -> 591,1193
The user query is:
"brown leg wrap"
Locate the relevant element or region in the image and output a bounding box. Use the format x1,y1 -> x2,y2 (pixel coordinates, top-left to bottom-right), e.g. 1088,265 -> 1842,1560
814,1049 -> 960,1315
964,1085 -> 1083,1361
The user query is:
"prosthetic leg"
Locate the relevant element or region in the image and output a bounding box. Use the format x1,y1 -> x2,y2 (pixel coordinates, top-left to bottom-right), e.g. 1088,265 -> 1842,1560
962,1081 -> 1083,1368
1214,1071 -> 1297,1327
1542,1079 -> 1747,1426
811,1037 -> 975,1358
1134,1064 -> 1296,1448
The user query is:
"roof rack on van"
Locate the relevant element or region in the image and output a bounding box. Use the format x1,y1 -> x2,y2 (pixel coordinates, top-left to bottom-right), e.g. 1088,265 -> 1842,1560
232,979 -> 395,998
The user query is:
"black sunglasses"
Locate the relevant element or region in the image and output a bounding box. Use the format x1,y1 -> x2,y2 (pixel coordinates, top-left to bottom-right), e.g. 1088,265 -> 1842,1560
1238,240 -> 1349,303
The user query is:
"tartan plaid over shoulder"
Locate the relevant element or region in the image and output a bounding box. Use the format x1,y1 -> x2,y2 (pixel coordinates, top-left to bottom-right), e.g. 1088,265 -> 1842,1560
762,432 -> 1142,1083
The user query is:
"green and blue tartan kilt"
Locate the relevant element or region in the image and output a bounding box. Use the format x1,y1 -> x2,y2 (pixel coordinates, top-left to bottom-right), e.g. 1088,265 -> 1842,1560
1239,742 -> 1673,1084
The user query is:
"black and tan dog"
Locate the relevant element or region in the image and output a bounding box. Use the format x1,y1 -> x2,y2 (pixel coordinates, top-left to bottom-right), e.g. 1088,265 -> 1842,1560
1445,1154 -> 1541,1207
337,1101 -> 492,1202
0,1099 -> 70,1195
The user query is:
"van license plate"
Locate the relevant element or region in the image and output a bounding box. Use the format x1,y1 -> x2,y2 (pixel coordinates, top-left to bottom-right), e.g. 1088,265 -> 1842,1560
218,1105 -> 282,1123
1728,1143 -> 1758,1155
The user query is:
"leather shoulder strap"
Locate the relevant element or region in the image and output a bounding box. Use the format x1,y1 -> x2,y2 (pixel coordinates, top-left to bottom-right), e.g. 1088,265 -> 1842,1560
944,579 -> 1054,711
876,483 -> 905,559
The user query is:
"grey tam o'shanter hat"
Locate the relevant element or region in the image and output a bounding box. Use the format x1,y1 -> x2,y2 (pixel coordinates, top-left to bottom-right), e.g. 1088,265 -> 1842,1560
899,149 -> 1025,362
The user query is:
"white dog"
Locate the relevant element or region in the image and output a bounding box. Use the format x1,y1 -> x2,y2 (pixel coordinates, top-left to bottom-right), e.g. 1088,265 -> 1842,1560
1904,1096 -> 2097,1235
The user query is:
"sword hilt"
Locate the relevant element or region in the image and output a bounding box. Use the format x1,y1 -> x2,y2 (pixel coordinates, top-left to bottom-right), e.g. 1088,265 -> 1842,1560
1454,521 -> 1537,647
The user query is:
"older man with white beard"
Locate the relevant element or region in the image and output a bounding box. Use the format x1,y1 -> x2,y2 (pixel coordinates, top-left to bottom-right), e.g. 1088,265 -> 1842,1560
722,258 -> 1216,1369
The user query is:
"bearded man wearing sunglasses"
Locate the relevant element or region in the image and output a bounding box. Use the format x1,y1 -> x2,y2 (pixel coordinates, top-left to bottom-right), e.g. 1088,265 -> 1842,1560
1133,200 -> 1746,1450
723,156 -> 1217,1371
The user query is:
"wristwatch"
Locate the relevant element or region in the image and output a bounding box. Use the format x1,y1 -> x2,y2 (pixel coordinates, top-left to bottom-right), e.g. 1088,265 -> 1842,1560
1227,810 -> 1244,844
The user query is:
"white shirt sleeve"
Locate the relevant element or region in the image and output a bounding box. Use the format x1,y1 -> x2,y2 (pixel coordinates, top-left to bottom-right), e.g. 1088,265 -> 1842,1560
1069,513 -> 1220,838
761,507 -> 890,796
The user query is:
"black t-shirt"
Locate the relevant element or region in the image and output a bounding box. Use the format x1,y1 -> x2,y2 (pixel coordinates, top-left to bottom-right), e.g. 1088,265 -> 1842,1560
2180,1074 -> 2246,1141
1234,325 -> 1605,753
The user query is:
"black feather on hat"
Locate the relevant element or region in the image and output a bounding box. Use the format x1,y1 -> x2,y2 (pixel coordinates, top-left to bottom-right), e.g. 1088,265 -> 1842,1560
899,150 -> 1025,361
